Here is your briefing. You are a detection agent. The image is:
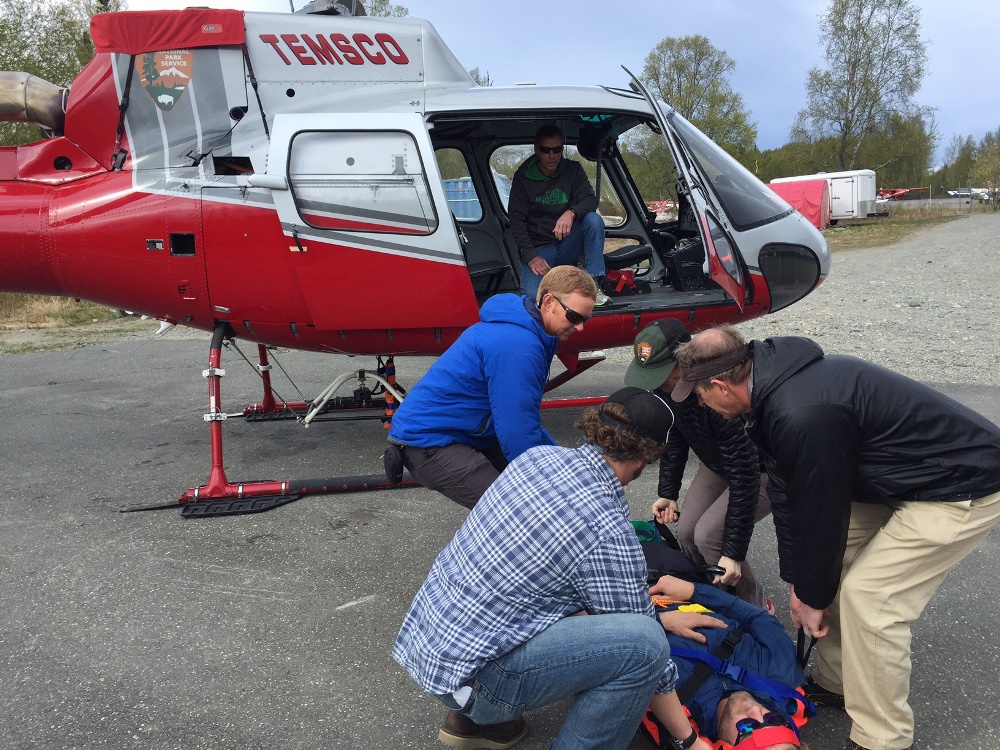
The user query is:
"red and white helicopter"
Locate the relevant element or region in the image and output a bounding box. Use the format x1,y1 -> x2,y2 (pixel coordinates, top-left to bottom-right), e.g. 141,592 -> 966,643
0,2 -> 829,513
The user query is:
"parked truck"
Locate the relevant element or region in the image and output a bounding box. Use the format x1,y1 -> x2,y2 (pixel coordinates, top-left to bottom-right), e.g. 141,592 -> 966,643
771,169 -> 877,223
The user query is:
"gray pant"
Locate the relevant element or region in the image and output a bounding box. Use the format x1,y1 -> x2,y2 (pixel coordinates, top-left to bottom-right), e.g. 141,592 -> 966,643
400,442 -> 508,509
674,465 -> 772,607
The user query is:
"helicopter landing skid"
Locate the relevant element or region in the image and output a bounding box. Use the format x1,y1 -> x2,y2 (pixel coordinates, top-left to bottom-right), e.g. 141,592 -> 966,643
117,325 -> 419,516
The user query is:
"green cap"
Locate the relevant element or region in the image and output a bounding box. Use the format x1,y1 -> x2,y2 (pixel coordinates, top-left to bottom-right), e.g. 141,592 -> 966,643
623,319 -> 692,391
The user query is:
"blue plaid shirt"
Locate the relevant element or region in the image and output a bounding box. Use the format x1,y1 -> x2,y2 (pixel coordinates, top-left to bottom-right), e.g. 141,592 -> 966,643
393,443 -> 678,696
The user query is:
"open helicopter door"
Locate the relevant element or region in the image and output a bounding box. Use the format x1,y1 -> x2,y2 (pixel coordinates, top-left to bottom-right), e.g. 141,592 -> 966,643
261,112 -> 479,333
624,69 -> 747,312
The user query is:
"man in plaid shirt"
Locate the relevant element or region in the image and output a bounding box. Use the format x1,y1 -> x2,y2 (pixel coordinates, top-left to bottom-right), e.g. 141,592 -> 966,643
394,388 -> 712,750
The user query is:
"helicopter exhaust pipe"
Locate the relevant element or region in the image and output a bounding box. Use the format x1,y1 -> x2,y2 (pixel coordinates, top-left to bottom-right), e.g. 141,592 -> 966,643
0,72 -> 67,133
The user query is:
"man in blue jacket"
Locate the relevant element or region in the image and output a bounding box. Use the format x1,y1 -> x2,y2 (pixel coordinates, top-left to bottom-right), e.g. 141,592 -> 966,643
386,265 -> 597,508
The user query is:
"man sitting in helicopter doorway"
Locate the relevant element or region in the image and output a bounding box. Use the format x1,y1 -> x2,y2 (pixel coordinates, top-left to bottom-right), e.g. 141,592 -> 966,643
509,124 -> 610,306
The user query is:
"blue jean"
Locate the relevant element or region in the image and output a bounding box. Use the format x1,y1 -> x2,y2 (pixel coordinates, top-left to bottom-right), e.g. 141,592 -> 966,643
457,613 -> 671,750
520,211 -> 606,300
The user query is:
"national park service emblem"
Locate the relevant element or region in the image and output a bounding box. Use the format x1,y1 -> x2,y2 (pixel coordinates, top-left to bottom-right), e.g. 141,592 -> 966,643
140,49 -> 193,112
636,341 -> 653,364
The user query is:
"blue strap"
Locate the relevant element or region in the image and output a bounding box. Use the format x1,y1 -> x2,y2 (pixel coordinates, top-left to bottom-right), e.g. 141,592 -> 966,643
671,645 -> 816,718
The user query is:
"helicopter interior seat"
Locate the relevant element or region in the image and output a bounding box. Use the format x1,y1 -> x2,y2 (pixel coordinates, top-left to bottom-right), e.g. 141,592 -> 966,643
603,243 -> 653,273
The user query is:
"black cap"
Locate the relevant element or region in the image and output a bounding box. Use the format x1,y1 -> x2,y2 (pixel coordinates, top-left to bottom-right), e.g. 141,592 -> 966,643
624,319 -> 692,390
670,344 -> 752,402
599,387 -> 673,443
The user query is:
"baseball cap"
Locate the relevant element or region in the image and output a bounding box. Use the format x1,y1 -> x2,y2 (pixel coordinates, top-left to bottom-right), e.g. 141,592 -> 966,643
599,387 -> 674,443
623,319 -> 692,391
670,343 -> 752,402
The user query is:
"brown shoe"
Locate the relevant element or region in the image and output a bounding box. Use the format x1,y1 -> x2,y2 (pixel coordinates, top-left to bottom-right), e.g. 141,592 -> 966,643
438,709 -> 528,749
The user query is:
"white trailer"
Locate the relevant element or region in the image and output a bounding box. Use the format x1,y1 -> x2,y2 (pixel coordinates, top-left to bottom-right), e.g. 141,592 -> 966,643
771,169 -> 877,222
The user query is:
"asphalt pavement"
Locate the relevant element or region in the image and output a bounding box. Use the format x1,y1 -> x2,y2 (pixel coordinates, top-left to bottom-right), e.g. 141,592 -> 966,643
1,335 -> 998,750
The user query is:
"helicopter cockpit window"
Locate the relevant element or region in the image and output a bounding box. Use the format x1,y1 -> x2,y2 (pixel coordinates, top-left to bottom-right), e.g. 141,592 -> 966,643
288,130 -> 438,235
489,144 -> 625,228
667,111 -> 790,232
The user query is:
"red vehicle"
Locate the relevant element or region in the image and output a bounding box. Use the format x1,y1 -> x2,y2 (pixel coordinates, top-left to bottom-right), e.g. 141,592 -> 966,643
0,3 -> 830,512
877,187 -> 929,201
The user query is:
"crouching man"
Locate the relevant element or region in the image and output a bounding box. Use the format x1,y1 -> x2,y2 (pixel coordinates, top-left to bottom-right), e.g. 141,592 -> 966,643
393,388 -> 711,750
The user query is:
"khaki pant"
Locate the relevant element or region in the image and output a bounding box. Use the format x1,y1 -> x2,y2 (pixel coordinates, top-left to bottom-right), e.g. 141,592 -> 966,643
812,490 -> 1000,750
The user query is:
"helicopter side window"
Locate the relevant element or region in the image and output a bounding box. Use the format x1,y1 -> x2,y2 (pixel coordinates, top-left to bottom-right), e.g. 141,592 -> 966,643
287,130 -> 438,235
436,148 -> 483,222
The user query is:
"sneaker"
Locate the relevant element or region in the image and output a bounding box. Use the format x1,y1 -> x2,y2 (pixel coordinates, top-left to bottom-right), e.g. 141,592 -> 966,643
844,741 -> 911,750
804,675 -> 846,710
438,710 -> 528,749
594,292 -> 611,307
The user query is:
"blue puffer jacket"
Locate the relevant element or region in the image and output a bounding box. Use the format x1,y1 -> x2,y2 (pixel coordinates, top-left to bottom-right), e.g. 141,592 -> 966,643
388,294 -> 558,460
664,584 -> 803,739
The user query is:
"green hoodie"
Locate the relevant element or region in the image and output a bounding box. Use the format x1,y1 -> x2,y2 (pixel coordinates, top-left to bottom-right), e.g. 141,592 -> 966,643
508,155 -> 599,263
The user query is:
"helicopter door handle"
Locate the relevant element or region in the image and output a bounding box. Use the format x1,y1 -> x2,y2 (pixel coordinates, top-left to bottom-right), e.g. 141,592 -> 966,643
239,174 -> 288,190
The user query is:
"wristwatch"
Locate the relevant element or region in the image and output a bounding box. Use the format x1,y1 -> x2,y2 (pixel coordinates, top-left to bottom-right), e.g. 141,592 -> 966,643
671,727 -> 698,749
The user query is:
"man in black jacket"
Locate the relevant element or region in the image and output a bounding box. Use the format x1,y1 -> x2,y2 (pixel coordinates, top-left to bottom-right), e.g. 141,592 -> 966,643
671,325 -> 1000,750
625,319 -> 771,607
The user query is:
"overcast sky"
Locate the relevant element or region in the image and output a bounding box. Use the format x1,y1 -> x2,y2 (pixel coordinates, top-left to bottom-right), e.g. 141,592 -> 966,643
126,0 -> 998,169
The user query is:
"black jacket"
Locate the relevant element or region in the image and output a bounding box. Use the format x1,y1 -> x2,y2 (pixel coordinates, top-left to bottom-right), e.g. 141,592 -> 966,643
656,389 -> 764,562
746,337 -> 1000,609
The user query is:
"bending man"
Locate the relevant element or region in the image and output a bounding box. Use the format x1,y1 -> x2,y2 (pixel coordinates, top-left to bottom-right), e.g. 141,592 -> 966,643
625,318 -> 771,607
672,325 -> 1000,750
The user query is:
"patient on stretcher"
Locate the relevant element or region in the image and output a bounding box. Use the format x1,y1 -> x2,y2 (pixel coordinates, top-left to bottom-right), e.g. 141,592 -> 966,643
642,576 -> 814,750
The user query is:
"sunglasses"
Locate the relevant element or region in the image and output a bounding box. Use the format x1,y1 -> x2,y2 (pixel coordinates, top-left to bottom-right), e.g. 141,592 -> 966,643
734,713 -> 797,745
552,295 -> 592,325
537,144 -> 564,154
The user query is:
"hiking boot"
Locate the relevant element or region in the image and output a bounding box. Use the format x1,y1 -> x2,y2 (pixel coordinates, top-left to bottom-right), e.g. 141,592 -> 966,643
438,709 -> 527,749
383,443 -> 404,485
844,741 -> 911,750
594,291 -> 611,307
804,675 -> 845,710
